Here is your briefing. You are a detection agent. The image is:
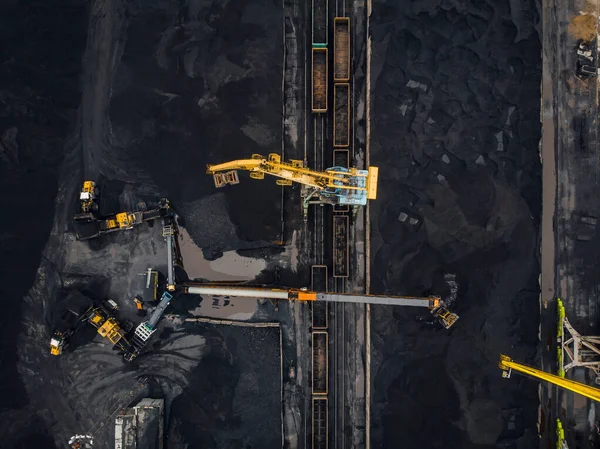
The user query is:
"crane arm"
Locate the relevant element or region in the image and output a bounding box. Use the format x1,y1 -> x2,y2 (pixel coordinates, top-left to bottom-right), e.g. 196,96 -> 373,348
206,159 -> 263,174
208,154 -> 357,186
183,285 -> 458,328
499,354 -> 600,402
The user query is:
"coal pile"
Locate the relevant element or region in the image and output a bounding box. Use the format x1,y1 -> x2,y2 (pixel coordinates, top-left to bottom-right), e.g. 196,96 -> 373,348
107,0 -> 283,255
369,0 -> 542,447
0,1 -> 87,447
1,0 -> 285,448
168,325 -> 282,448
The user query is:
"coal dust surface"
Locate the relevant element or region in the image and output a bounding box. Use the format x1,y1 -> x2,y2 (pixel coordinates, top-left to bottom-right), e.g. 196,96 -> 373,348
0,1 -> 87,447
369,1 -> 542,448
167,325 -> 282,449
1,1 -> 285,448
107,0 -> 284,256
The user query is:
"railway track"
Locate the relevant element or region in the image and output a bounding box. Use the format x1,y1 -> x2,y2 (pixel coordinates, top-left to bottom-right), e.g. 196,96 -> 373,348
332,277 -> 346,449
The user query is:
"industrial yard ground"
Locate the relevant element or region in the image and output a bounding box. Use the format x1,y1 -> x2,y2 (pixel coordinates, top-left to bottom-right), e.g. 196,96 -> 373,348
4,0 -> 599,448
368,0 -> 541,447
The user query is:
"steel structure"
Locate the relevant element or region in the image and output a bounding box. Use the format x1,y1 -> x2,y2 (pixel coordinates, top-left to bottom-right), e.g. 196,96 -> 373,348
557,298 -> 600,382
183,285 -> 458,329
206,153 -> 379,207
499,354 -> 600,402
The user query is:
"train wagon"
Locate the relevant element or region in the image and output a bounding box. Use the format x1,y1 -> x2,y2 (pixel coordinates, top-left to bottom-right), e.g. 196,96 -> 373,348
312,0 -> 328,46
312,48 -> 328,113
333,83 -> 350,147
334,17 -> 350,81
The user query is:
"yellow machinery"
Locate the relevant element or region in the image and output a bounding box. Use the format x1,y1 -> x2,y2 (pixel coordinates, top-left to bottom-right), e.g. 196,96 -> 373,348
499,354 -> 600,402
80,180 -> 98,213
86,307 -> 127,347
183,285 -> 459,329
83,305 -> 136,359
73,198 -> 172,240
103,212 -> 140,231
206,153 -> 379,206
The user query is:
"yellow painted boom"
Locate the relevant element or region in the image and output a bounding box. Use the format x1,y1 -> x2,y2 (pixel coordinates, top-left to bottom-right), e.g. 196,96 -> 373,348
499,354 -> 600,402
206,153 -> 379,195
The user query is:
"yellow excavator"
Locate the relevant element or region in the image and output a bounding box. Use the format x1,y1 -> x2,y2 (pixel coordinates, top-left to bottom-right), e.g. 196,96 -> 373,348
206,153 -> 379,207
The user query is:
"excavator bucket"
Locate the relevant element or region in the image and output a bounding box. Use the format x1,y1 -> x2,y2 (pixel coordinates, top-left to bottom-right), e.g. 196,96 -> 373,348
213,171 -> 239,188
366,166 -> 379,200
430,303 -> 459,329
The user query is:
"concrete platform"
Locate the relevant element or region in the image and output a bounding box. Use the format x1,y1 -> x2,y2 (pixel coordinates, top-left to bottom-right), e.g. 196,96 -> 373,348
115,398 -> 164,449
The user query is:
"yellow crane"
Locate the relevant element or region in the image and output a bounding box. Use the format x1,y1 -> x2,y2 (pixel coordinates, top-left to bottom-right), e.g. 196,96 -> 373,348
499,354 -> 600,402
206,153 -> 379,207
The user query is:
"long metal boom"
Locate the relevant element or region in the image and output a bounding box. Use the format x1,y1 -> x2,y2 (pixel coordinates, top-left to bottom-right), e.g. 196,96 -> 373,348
499,354 -> 600,402
185,285 -> 432,305
183,285 -> 458,328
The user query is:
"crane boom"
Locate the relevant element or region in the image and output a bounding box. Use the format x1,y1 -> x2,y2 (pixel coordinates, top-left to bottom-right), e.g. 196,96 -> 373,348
499,354 -> 600,402
206,153 -> 379,204
183,285 -> 458,329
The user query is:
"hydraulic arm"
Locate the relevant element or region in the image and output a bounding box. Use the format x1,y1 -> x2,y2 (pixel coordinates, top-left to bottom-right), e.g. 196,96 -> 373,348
183,285 -> 458,329
499,354 -> 600,402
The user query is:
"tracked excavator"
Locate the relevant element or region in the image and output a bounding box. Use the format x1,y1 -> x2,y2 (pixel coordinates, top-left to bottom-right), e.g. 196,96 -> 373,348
206,153 -> 379,209
182,285 -> 458,329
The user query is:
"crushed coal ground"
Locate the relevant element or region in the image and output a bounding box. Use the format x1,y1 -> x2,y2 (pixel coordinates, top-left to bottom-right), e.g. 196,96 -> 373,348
0,0 -> 545,448
0,0 -> 284,448
369,0 -> 542,448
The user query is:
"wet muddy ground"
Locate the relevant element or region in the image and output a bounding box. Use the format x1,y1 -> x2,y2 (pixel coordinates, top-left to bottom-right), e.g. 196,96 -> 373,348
369,0 -> 542,447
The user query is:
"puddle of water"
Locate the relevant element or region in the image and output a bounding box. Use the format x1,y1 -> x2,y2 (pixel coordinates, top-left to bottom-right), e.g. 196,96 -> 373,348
178,226 -> 267,319
178,227 -> 266,281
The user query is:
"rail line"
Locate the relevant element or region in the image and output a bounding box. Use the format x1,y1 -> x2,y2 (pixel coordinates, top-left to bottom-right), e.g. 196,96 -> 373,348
333,277 -> 346,449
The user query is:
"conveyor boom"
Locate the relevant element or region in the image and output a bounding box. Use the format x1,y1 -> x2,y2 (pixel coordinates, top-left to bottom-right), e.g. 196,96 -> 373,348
183,285 -> 458,328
